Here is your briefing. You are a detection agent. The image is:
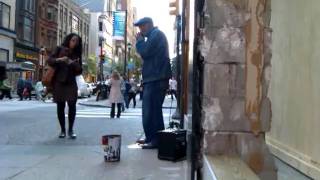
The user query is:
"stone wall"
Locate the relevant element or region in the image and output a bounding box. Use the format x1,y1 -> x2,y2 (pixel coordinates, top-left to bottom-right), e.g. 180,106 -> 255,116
199,0 -> 276,179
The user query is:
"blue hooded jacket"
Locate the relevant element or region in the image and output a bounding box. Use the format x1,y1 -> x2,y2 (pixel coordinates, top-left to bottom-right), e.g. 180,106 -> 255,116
136,27 -> 172,84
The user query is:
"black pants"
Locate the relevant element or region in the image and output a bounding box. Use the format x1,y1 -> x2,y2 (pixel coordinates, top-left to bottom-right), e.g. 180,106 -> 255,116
170,89 -> 177,100
24,89 -> 32,100
57,101 -> 76,133
17,89 -> 23,100
139,90 -> 143,100
127,92 -> 136,108
0,89 -> 12,99
111,103 -> 122,118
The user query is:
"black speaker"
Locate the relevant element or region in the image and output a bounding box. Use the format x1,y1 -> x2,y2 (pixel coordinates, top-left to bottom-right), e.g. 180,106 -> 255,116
158,129 -> 186,161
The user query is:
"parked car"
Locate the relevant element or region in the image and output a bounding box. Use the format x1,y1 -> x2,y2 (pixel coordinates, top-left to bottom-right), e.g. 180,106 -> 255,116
76,75 -> 91,98
87,83 -> 94,95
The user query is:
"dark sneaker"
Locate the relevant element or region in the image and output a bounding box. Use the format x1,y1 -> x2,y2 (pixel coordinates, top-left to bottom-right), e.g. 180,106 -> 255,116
59,132 -> 66,138
141,142 -> 158,149
68,131 -> 77,139
136,138 -> 146,144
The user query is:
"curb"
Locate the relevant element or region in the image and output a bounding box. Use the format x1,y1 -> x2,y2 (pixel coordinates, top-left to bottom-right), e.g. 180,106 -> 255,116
78,102 -> 110,108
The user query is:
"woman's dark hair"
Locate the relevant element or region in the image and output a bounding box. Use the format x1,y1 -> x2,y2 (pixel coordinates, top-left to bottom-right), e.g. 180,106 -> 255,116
61,33 -> 82,60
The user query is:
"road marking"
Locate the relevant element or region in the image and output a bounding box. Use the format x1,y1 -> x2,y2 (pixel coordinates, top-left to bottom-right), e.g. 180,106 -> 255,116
72,108 -> 171,119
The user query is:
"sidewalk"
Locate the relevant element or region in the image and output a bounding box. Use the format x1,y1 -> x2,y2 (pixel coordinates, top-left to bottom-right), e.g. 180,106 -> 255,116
0,145 -> 188,180
0,96 -> 185,180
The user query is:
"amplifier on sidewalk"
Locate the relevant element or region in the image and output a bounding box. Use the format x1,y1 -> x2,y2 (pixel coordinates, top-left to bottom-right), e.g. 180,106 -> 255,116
157,129 -> 186,162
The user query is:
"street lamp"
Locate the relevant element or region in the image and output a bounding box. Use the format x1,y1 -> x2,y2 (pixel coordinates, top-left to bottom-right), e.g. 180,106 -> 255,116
126,42 -> 131,78
39,47 -> 46,81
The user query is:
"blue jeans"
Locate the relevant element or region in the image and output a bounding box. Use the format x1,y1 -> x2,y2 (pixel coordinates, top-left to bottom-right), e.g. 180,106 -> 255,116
142,79 -> 169,145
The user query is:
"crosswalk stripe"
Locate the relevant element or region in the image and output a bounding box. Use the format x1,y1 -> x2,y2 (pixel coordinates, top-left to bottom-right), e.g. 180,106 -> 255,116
66,108 -> 171,119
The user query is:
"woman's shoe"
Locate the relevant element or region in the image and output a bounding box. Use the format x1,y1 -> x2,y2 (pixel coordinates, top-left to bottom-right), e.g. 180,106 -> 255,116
59,132 -> 66,138
68,131 -> 77,139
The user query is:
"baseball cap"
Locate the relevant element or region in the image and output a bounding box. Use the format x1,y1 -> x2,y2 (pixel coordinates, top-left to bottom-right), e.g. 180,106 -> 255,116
133,17 -> 153,26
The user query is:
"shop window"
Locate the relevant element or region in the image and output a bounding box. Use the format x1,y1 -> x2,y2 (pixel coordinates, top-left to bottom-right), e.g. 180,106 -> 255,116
0,49 -> 9,62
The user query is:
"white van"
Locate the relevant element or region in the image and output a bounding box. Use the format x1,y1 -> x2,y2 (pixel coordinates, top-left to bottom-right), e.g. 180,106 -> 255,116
76,75 -> 91,98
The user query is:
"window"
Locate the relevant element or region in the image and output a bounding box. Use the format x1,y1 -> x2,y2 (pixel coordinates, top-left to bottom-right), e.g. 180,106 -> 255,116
23,17 -> 33,42
59,5 -> 63,25
87,24 -> 89,36
38,6 -> 42,18
59,30 -> 62,45
69,12 -> 72,26
79,21 -> 82,35
24,0 -> 30,11
107,0 -> 112,17
99,22 -> 103,31
47,6 -> 56,21
116,0 -> 122,10
64,8 -> 68,31
24,0 -> 35,12
0,2 -> 10,29
83,24 -> 86,37
0,49 -> 9,62
72,15 -> 79,33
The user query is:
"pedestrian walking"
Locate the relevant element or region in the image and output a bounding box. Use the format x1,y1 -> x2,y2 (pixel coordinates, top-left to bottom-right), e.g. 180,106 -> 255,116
134,17 -> 172,149
0,77 -> 12,100
17,77 -> 25,101
124,77 -> 132,109
35,81 -> 44,100
47,33 -> 83,139
128,78 -> 137,108
108,71 -> 124,118
169,77 -> 177,100
24,78 -> 33,100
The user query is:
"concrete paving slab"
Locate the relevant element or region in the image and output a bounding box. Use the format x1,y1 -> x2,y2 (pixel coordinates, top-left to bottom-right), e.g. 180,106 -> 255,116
0,167 -> 26,180
1,145 -> 187,180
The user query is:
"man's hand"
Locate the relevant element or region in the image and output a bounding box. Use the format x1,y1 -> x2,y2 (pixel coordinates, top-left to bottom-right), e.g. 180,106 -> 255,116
136,32 -> 144,41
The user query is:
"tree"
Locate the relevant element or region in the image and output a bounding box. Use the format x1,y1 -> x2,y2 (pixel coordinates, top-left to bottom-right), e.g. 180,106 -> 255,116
130,49 -> 142,79
87,55 -> 97,77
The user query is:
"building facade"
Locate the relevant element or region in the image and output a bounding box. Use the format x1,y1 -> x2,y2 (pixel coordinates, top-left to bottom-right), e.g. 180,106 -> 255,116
74,0 -> 115,79
35,0 -> 58,80
0,0 -> 16,68
57,0 -> 90,76
15,0 -> 38,82
0,0 -> 16,86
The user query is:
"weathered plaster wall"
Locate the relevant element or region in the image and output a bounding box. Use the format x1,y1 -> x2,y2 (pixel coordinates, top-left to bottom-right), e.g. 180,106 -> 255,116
199,0 -> 276,179
267,0 -> 320,178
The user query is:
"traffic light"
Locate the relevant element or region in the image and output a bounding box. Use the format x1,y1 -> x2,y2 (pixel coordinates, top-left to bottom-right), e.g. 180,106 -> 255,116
169,0 -> 179,16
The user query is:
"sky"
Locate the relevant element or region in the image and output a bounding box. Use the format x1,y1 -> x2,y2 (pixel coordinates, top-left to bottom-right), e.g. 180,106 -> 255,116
132,0 -> 176,58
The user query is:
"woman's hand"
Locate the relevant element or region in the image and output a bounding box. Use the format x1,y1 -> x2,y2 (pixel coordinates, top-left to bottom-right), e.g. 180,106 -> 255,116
57,56 -> 69,63
69,58 -> 79,65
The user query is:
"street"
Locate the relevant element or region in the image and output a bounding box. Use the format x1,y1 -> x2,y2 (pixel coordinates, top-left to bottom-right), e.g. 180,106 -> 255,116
0,96 -> 188,180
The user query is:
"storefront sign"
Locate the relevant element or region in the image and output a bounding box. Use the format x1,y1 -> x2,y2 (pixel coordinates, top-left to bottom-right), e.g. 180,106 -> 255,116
16,52 -> 37,61
6,62 -> 35,71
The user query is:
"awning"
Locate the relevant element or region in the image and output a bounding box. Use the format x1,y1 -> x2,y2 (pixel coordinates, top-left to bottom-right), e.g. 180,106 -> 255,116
6,62 -> 35,71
